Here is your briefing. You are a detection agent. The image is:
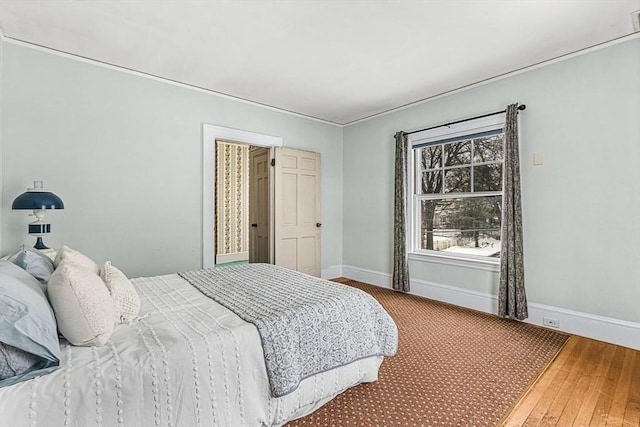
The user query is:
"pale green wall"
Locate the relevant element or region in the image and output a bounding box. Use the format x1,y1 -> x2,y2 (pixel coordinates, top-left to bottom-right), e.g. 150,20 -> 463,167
2,37 -> 639,324
0,36 -> 3,247
343,38 -> 640,323
0,42 -> 343,277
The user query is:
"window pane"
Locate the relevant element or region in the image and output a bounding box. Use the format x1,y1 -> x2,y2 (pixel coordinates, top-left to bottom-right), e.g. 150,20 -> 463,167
444,141 -> 471,167
419,170 -> 443,194
419,196 -> 502,257
444,167 -> 471,193
420,145 -> 442,170
474,164 -> 503,192
473,136 -> 503,163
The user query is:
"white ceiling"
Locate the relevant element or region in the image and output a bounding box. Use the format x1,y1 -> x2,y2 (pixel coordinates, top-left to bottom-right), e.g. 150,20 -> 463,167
1,1 -> 638,125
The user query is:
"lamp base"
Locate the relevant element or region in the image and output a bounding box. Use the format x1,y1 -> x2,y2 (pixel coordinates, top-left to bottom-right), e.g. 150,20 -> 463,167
33,237 -> 49,250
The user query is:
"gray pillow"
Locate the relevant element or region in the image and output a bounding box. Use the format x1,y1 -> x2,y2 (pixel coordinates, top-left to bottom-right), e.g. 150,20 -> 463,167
0,261 -> 60,388
0,342 -> 42,380
8,246 -> 55,284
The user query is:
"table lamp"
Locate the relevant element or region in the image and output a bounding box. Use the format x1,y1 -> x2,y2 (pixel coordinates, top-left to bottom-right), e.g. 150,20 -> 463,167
12,181 -> 64,250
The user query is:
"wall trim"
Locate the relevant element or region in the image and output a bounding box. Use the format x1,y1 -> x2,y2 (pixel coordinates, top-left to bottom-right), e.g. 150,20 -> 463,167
321,265 -> 343,280
215,252 -> 249,264
340,265 -> 640,350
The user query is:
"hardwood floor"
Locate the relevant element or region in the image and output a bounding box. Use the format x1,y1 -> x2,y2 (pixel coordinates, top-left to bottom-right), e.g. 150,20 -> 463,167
500,335 -> 640,426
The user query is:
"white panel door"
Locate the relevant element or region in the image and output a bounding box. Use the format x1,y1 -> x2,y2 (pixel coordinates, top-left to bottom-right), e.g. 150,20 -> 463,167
274,147 -> 321,276
249,147 -> 271,263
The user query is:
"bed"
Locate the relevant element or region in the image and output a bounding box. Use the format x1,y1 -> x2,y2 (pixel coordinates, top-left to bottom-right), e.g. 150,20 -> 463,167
0,258 -> 397,427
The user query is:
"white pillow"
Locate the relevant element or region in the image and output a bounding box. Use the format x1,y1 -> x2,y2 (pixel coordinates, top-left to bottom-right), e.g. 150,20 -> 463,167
47,261 -> 115,346
101,262 -> 141,323
54,246 -> 99,274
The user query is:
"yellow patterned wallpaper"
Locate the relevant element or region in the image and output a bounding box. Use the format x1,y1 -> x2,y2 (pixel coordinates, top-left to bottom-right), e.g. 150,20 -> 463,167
216,141 -> 249,261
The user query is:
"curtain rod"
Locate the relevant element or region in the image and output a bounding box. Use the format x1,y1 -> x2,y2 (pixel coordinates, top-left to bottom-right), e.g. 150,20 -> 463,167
405,104 -> 526,136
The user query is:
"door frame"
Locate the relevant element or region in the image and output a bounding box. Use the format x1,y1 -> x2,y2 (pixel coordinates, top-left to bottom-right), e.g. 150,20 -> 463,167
202,124 -> 282,269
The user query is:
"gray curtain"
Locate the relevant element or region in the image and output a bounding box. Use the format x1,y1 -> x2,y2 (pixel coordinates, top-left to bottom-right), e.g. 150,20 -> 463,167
498,104 -> 527,320
393,131 -> 410,292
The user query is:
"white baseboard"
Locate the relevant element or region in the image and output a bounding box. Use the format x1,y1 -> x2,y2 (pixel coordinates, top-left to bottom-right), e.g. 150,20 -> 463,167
215,252 -> 248,264
340,265 -> 640,351
321,265 -> 343,280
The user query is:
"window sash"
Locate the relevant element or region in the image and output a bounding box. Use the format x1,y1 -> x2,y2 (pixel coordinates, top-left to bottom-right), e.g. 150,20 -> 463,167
415,191 -> 502,201
412,128 -> 503,150
407,113 -> 506,262
412,193 -> 503,259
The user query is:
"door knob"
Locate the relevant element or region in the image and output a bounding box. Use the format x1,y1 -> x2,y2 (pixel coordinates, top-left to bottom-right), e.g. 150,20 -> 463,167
316,223 -> 322,227
251,223 -> 258,227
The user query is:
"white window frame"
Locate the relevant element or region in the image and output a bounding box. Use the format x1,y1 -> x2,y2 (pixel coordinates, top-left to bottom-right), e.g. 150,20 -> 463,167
407,113 -> 505,271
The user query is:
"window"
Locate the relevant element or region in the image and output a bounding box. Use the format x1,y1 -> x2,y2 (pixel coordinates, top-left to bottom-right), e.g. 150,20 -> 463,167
408,114 -> 505,265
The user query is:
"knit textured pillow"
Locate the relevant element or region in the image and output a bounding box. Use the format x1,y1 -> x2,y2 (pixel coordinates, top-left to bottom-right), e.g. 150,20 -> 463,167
54,246 -> 99,274
47,261 -> 115,346
101,262 -> 141,323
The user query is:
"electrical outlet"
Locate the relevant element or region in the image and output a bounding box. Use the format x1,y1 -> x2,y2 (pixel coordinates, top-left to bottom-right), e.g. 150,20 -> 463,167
543,317 -> 560,328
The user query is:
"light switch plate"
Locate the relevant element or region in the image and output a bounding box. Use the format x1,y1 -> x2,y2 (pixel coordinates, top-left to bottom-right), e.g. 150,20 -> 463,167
533,152 -> 543,166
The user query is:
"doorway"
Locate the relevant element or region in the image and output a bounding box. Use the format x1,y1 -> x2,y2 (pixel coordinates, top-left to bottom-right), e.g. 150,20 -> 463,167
214,141 -> 271,266
202,124 -> 323,277
202,124 -> 282,270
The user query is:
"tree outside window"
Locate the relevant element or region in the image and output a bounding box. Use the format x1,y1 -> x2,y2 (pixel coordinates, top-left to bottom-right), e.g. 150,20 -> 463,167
415,134 -> 504,258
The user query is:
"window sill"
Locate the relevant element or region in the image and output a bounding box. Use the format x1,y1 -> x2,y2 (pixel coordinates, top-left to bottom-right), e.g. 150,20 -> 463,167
408,251 -> 500,272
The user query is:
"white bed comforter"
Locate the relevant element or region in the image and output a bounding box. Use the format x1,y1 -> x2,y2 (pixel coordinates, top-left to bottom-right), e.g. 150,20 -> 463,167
0,274 -> 382,427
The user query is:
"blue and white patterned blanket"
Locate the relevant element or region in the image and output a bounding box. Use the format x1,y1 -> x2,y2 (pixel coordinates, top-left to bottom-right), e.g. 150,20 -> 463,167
179,263 -> 398,397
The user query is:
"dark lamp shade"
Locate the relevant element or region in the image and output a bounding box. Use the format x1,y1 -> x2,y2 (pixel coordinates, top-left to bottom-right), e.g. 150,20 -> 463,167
12,191 -> 65,210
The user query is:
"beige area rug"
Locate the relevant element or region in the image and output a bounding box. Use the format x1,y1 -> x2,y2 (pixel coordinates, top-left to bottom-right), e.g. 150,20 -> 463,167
286,279 -> 569,427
